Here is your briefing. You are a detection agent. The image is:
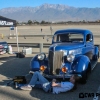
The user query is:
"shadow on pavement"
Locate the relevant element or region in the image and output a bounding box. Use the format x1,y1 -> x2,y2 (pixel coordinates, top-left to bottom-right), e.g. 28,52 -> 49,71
0,54 -> 33,86
0,54 -> 100,100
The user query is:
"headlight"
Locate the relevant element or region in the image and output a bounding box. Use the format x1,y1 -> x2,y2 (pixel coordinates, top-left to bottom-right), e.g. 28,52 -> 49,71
67,49 -> 82,62
69,49 -> 82,55
67,54 -> 75,62
38,53 -> 45,60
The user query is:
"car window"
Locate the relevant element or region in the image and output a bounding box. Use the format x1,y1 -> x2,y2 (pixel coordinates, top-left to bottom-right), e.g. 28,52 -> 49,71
53,33 -> 83,43
86,34 -> 93,42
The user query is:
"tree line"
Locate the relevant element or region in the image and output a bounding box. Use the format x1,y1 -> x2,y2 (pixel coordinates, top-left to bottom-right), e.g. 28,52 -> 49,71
17,20 -> 100,25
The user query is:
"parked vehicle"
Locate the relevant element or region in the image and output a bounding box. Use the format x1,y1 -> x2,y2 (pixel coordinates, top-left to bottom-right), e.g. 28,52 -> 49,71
0,45 -> 4,54
0,41 -> 9,53
30,29 -> 99,83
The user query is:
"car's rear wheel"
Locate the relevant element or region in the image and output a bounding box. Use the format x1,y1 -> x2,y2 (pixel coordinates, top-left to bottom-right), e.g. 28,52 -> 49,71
93,53 -> 99,61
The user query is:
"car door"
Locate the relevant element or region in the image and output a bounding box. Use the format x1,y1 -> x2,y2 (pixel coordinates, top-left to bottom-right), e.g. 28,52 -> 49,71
85,33 -> 94,60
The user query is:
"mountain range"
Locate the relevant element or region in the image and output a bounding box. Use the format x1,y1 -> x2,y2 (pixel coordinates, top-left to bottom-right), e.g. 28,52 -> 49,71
0,3 -> 100,22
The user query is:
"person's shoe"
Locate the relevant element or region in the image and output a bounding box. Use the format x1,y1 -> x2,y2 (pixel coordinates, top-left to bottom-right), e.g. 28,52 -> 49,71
21,85 -> 32,91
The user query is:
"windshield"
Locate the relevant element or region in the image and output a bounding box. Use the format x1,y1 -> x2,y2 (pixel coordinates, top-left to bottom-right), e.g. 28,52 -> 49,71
53,33 -> 84,43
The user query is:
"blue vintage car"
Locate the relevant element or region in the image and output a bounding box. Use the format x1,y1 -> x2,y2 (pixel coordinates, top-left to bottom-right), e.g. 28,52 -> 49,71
30,29 -> 99,83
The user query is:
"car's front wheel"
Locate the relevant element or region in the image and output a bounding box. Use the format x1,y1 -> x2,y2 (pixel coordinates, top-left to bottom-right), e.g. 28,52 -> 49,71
80,71 -> 87,84
92,53 -> 99,61
80,65 -> 91,84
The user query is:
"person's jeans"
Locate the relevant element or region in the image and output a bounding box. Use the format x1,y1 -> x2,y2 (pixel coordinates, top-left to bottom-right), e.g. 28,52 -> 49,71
29,71 -> 51,92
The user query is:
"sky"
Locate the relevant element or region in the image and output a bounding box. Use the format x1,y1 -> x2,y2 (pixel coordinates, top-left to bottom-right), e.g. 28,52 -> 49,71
0,0 -> 100,9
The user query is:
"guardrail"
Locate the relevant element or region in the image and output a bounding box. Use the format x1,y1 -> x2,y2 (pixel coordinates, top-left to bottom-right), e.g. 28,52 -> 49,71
8,35 -> 100,38
8,43 -> 51,53
8,43 -> 51,48
8,35 -> 52,39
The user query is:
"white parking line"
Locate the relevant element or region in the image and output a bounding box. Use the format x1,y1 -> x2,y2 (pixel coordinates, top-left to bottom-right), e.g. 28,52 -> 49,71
93,86 -> 100,100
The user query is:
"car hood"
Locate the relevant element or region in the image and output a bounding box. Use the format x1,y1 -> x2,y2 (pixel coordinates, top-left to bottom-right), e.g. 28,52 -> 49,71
49,42 -> 84,51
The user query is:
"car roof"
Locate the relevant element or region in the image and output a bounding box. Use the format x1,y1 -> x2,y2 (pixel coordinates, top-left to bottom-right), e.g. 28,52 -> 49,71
54,29 -> 93,35
0,41 -> 7,44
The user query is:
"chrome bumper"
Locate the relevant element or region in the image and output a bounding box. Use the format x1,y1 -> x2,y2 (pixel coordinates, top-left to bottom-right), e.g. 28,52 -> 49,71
29,71 -> 82,79
43,73 -> 82,79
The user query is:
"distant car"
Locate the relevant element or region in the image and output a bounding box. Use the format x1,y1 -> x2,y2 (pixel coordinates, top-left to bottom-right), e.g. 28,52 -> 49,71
0,45 -> 4,52
0,41 -> 9,53
30,29 -> 99,84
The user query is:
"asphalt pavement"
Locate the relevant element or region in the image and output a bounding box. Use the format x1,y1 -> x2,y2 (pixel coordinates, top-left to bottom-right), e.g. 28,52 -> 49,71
0,54 -> 100,100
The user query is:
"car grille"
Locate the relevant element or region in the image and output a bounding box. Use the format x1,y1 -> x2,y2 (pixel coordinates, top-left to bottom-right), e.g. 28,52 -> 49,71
48,51 -> 64,75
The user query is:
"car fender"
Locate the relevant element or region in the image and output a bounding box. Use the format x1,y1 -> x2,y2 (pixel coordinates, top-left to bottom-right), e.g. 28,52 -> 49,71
30,55 -> 48,71
30,55 -> 40,71
73,55 -> 90,73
